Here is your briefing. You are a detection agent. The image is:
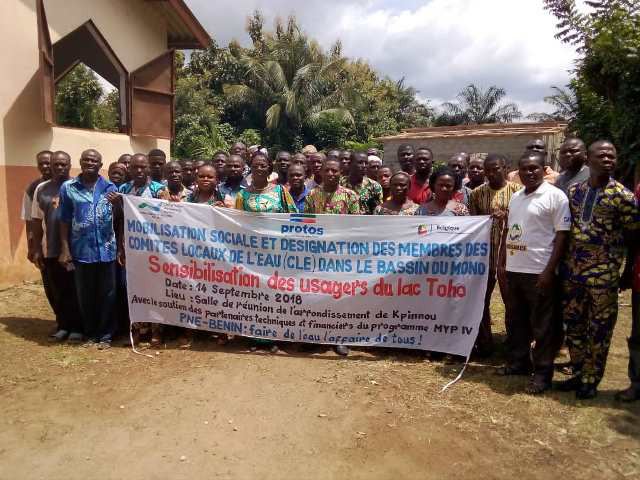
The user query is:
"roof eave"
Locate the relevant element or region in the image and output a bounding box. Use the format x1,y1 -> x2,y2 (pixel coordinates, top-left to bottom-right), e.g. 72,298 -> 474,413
166,0 -> 211,49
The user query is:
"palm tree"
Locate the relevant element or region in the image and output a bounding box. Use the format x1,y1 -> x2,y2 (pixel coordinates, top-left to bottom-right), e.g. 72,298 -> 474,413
437,84 -> 522,125
527,85 -> 577,122
223,14 -> 352,146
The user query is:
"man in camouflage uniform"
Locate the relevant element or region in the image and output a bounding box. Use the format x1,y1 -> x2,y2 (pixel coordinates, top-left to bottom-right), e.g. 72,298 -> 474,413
557,141 -> 640,399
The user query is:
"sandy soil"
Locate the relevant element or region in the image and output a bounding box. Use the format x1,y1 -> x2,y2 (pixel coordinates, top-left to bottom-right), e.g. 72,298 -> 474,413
0,281 -> 639,480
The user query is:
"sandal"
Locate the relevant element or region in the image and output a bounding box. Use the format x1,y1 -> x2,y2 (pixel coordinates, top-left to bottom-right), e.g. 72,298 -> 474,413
525,378 -> 550,395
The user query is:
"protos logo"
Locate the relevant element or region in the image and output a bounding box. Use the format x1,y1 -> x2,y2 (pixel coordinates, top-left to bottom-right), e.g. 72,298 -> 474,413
281,224 -> 324,235
281,214 -> 324,235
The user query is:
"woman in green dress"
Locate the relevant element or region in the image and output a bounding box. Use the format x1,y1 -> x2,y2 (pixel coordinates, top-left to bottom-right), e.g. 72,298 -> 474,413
236,153 -> 296,353
235,153 -> 296,213
373,172 -> 419,215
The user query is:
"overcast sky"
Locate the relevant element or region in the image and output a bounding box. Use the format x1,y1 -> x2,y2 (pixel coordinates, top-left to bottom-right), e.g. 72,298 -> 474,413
185,0 -> 580,116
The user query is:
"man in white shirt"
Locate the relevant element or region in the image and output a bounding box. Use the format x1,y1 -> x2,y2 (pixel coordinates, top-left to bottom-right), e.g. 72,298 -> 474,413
498,151 -> 570,394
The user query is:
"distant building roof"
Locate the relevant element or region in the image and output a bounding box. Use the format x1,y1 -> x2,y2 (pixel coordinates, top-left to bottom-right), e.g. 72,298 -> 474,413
144,0 -> 212,49
377,121 -> 568,141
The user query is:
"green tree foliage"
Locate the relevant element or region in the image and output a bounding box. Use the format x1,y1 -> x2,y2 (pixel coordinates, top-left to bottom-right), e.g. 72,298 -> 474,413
435,84 -> 522,125
93,89 -> 120,132
172,12 -> 433,154
55,63 -> 120,132
55,63 -> 103,128
544,0 -> 640,179
223,13 -> 353,148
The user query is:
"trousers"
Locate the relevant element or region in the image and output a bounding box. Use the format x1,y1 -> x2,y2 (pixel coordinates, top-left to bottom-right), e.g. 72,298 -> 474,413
73,261 -> 116,342
43,258 -> 82,333
504,271 -> 558,381
564,280 -> 618,387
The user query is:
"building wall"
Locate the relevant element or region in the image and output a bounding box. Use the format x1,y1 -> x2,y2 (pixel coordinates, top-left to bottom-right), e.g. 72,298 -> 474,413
0,0 -> 171,287
382,133 -> 564,172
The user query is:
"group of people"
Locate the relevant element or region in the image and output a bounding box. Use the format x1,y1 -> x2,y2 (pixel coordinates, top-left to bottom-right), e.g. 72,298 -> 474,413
19,137 -> 640,402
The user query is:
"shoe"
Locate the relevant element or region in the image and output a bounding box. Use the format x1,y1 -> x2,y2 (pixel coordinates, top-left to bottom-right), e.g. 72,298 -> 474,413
67,332 -> 83,344
97,341 -> 111,350
554,375 -> 582,392
576,383 -> 597,400
496,365 -> 529,376
48,330 -> 69,343
269,344 -> 279,354
615,385 -> 640,402
335,345 -> 349,356
525,377 -> 551,395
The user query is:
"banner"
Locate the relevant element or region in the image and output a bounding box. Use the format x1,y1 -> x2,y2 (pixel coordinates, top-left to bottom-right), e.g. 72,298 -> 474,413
123,196 -> 491,357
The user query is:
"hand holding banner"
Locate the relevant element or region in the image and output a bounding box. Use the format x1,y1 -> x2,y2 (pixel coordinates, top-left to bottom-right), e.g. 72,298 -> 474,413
123,196 -> 491,357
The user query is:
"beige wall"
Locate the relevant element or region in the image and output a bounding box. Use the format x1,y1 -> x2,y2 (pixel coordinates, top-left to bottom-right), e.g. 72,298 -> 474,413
0,0 -> 172,286
382,133 -> 565,172
45,0 -> 168,73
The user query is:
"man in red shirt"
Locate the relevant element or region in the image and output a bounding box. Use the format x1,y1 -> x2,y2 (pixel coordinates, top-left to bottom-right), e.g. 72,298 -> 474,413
408,147 -> 433,204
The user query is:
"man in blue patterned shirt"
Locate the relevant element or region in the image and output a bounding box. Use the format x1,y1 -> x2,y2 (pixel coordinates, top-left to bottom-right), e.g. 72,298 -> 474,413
59,149 -> 117,349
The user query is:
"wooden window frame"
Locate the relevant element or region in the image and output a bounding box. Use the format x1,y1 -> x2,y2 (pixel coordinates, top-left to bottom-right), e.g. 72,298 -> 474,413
36,2 -> 176,139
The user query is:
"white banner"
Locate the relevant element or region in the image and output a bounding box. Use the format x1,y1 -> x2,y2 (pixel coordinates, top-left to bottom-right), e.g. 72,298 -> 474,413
123,196 -> 491,357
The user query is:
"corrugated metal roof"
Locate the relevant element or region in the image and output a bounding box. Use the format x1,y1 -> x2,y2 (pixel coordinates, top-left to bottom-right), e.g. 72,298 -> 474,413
377,122 -> 568,141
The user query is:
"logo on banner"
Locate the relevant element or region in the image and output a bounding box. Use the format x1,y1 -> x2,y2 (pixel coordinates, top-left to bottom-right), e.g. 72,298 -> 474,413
138,202 -> 161,213
418,223 -> 461,236
281,214 -> 324,235
135,200 -> 180,220
418,224 -> 431,236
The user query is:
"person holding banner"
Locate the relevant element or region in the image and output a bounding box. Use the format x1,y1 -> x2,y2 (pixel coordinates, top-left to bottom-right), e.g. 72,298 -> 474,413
236,152 -> 297,353
115,153 -> 169,347
469,154 -> 521,357
498,151 -> 570,394
235,153 -> 296,214
415,167 -> 469,216
373,172 -> 419,215
304,157 -> 361,356
58,149 -> 117,350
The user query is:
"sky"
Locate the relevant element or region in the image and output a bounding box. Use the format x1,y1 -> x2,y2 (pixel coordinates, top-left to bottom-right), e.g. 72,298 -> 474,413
184,0 -> 581,117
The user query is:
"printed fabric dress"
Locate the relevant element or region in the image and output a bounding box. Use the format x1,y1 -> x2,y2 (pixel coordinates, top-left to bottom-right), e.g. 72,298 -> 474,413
235,184 -> 296,213
303,186 -> 361,214
373,201 -> 419,215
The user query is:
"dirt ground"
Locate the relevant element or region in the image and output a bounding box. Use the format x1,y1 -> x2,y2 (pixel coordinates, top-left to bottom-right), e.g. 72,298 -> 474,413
0,282 -> 639,480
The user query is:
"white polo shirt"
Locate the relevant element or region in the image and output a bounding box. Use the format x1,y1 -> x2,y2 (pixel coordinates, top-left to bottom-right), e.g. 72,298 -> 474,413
506,181 -> 571,274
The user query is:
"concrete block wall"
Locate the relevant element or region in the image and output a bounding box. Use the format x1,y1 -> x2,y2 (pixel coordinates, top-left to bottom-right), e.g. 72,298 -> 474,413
382,133 -> 562,172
